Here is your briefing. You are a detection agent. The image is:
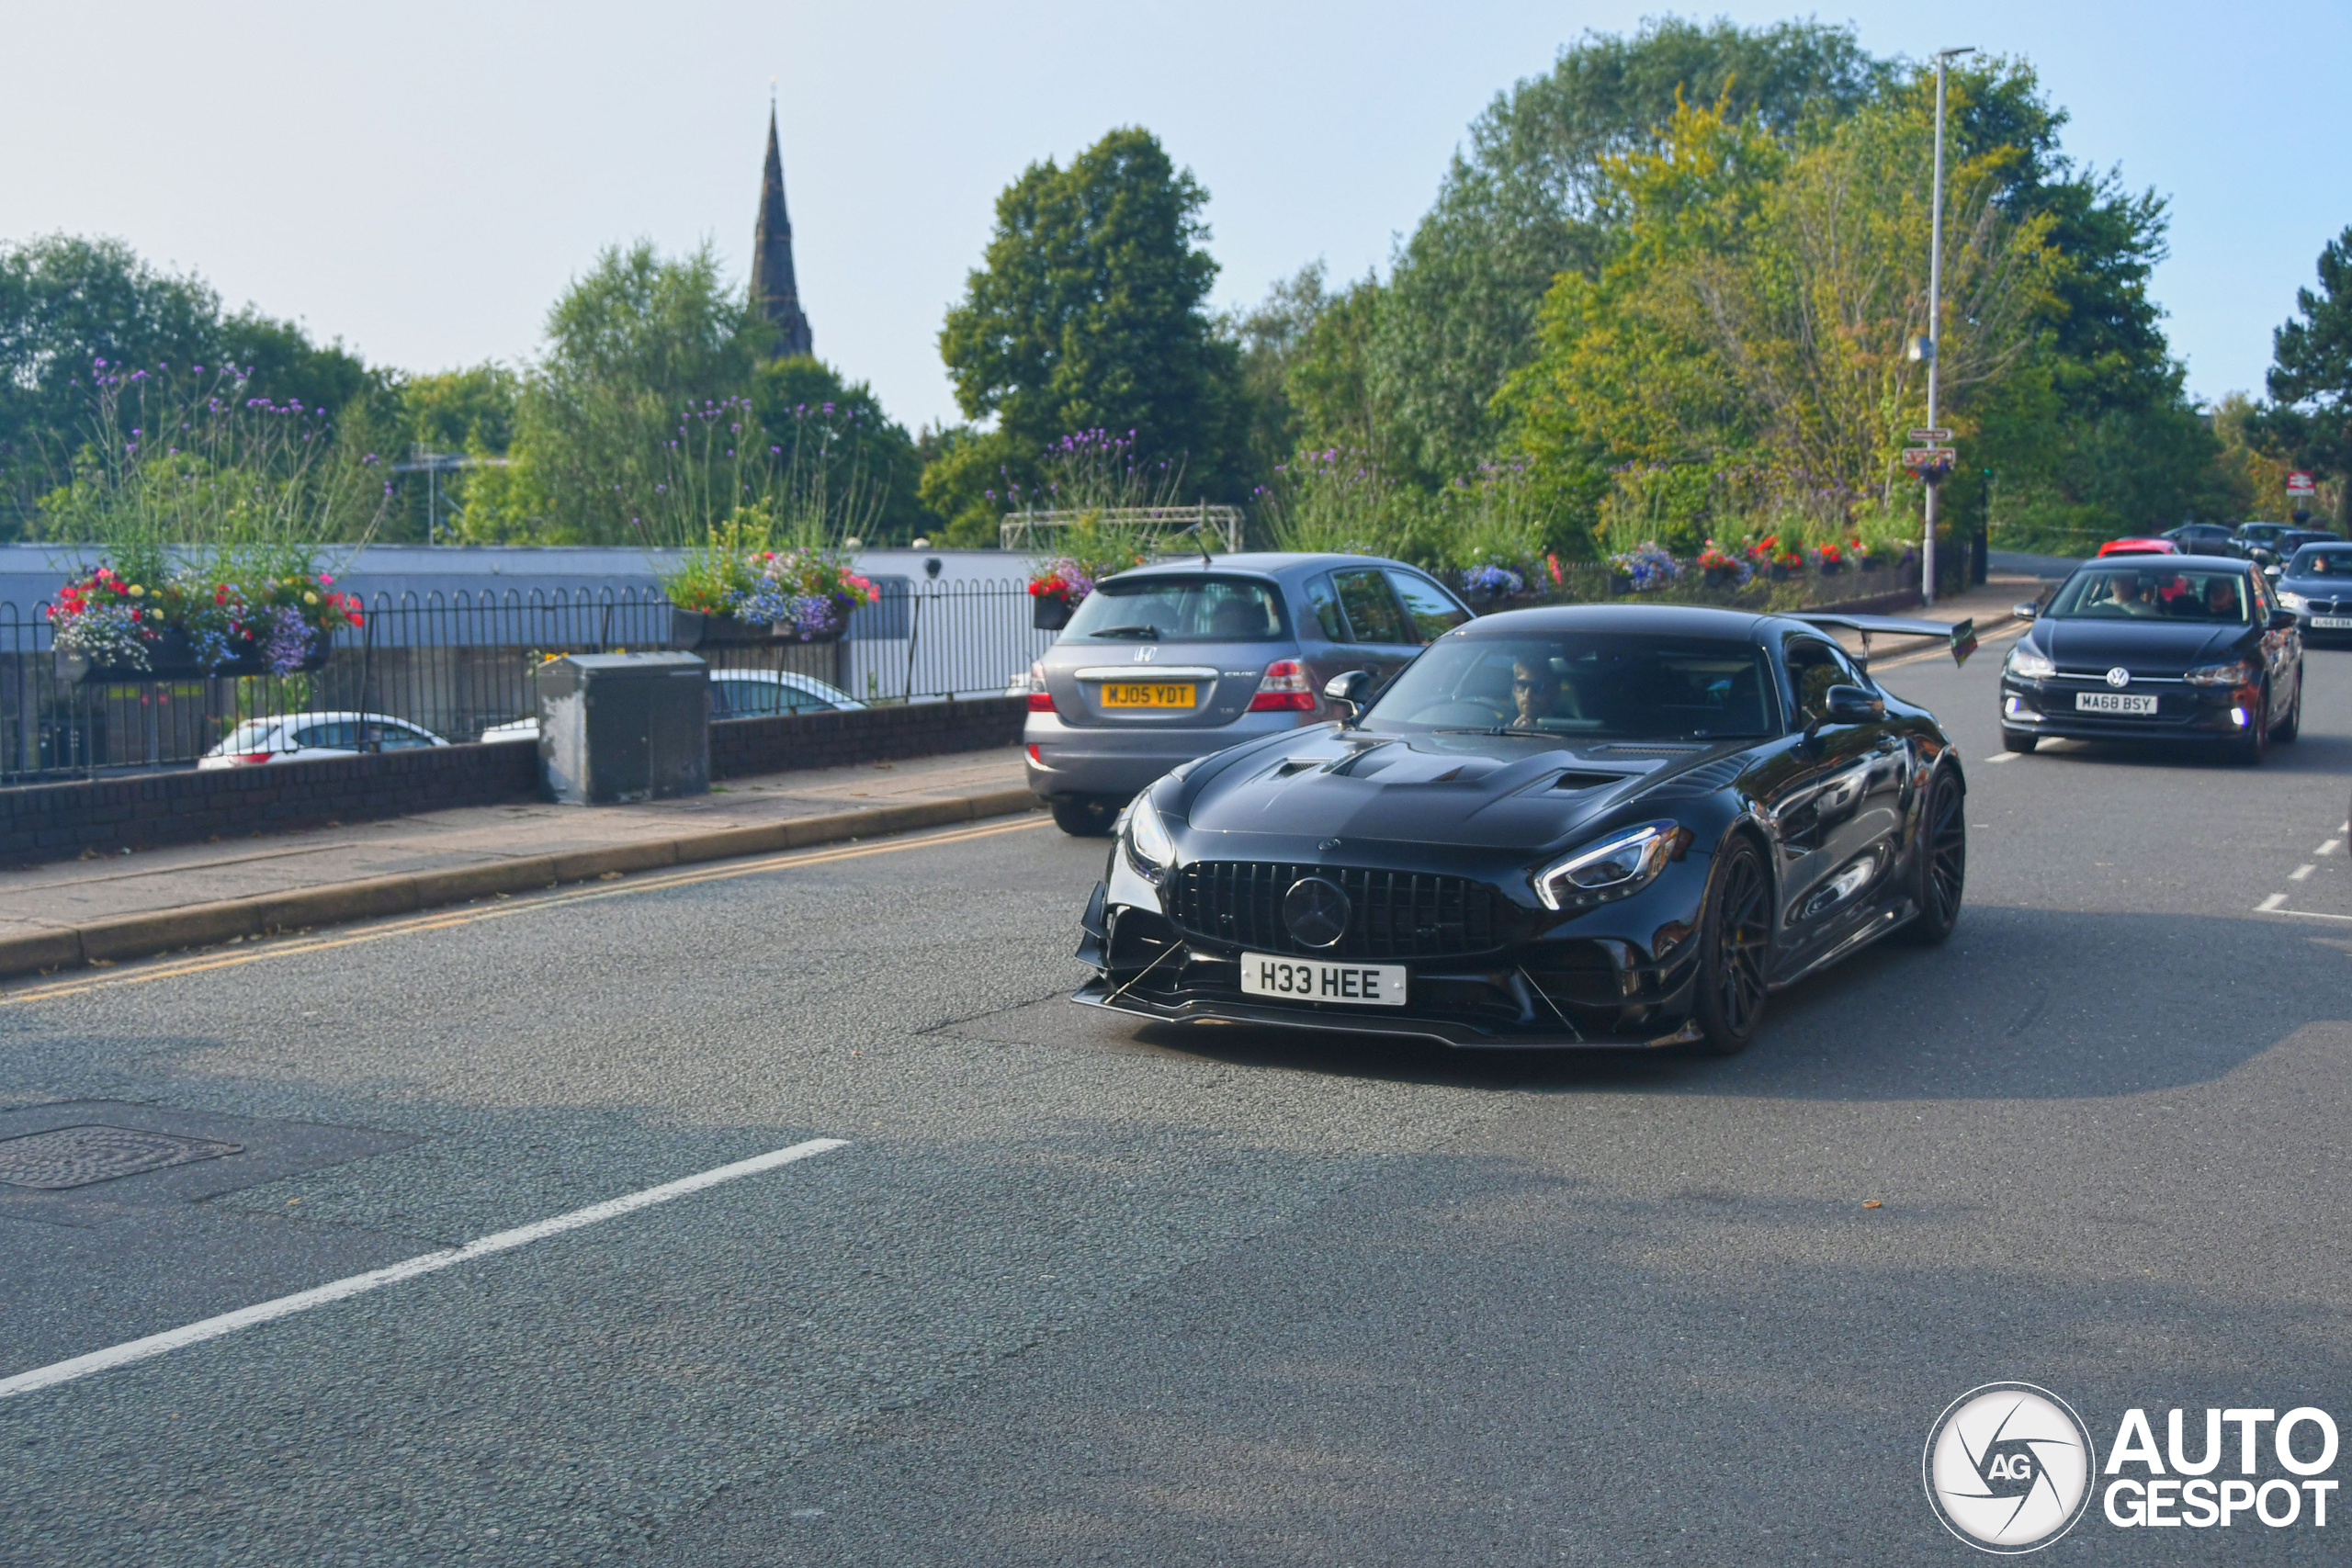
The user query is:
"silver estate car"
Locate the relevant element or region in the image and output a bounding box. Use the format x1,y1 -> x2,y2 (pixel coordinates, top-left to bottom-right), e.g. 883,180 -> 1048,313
1023,552 -> 1475,834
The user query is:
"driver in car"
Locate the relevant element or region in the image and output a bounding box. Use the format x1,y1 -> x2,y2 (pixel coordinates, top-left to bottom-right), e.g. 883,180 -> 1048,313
2101,571 -> 2151,615
1510,659 -> 1564,730
2204,578 -> 2242,619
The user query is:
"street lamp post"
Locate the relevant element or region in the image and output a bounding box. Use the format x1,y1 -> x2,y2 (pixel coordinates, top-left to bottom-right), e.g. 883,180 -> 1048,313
1921,45 -> 1974,609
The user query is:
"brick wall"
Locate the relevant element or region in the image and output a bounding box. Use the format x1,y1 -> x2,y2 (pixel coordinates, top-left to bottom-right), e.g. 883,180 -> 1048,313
0,696 -> 1027,867
707,695 -> 1025,780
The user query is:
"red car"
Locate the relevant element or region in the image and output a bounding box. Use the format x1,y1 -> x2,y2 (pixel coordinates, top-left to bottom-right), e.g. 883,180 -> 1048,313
2096,537 -> 2179,558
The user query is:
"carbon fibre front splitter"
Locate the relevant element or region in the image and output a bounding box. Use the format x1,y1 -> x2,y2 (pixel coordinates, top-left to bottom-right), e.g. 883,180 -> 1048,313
1069,976 -> 1702,1050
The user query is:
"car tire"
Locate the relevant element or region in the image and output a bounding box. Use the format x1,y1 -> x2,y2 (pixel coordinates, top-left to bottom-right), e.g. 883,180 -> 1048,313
2274,666 -> 2303,741
1051,795 -> 1121,837
1689,835 -> 1770,1056
1900,768 -> 1966,945
2000,728 -> 2038,754
2231,682 -> 2271,765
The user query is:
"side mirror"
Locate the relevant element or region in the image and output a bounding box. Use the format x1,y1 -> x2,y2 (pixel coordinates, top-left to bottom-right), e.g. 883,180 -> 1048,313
1322,669 -> 1376,719
1824,684 -> 1885,723
2270,609 -> 2300,631
2011,600 -> 2040,621
2265,564 -> 2283,578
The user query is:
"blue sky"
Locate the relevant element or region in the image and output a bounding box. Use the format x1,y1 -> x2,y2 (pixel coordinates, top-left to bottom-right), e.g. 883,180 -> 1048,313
7,2 -> 2346,434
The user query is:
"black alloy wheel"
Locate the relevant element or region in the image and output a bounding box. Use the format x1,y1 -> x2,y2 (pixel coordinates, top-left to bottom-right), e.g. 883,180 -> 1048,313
1901,768 -> 1967,945
2000,728 -> 2038,753
1051,795 -> 1122,837
2231,681 -> 2271,766
2275,664 -> 2303,741
1690,836 -> 1770,1056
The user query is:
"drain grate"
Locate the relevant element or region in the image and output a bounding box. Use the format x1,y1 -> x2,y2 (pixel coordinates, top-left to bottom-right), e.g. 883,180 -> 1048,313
0,1124 -> 244,1190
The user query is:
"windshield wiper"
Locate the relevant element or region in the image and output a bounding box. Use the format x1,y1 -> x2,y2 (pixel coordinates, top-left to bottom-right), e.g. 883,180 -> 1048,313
1091,625 -> 1160,639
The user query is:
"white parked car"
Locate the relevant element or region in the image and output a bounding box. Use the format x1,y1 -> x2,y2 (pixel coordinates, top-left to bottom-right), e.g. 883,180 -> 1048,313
199,713 -> 450,769
476,668 -> 867,744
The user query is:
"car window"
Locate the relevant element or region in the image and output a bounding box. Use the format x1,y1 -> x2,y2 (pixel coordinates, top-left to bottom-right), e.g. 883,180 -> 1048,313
721,678 -> 832,716
291,721 -> 357,750
1303,576 -> 1351,643
2290,547 -> 2352,575
1367,634 -> 1772,740
2046,567 -> 2249,623
1332,569 -> 1411,645
1384,570 -> 1474,644
1059,576 -> 1287,643
378,724 -> 434,750
1783,637 -> 1853,721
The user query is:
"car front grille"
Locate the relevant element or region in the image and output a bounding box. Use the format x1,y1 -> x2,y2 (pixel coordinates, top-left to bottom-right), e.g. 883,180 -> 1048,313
1167,862 -> 1510,959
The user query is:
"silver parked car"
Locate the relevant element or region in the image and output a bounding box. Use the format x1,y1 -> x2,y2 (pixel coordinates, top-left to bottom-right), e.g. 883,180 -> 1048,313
1023,553 -> 1474,834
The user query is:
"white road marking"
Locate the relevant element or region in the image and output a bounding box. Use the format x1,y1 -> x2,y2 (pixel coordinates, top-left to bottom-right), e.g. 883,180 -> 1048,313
2262,907 -> 2352,923
2256,893 -> 2289,912
2290,864 -> 2317,882
2321,840 -> 2343,857
0,1136 -> 848,1402
1983,751 -> 2019,764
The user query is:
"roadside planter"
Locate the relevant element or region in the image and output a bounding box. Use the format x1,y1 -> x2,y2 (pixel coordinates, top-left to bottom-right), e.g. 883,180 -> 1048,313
46,561 -> 360,684
660,542 -> 877,649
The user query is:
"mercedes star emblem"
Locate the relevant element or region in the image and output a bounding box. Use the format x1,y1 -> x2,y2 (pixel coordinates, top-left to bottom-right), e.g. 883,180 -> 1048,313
1283,875 -> 1351,949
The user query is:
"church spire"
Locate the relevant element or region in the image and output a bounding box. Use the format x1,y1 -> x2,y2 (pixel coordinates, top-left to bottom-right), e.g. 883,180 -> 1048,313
752,105 -> 813,358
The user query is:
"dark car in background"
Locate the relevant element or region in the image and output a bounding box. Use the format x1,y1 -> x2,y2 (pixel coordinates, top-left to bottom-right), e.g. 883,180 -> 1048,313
2275,541 -> 2352,644
1072,604 -> 1973,1055
2232,522 -> 2301,567
2163,523 -> 2240,558
1023,554 -> 1476,835
1999,556 -> 2303,762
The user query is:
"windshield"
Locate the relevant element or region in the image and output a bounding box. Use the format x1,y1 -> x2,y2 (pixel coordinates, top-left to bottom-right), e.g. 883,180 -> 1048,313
1364,634 -> 1776,741
1060,576 -> 1287,643
2045,567 -> 2251,624
2287,546 -> 2352,577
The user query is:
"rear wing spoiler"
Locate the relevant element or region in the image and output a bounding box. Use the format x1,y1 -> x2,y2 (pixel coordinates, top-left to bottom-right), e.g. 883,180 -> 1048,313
1789,612 -> 1979,668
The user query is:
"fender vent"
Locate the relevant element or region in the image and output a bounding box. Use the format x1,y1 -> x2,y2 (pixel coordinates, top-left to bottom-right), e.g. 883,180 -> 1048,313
1646,755 -> 1747,798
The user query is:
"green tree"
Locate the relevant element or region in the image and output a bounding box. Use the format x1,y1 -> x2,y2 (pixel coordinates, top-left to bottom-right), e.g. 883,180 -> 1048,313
501,240 -> 764,543
1371,17 -> 1893,483
749,355 -> 933,543
938,127 -> 1242,500
2253,224 -> 2352,530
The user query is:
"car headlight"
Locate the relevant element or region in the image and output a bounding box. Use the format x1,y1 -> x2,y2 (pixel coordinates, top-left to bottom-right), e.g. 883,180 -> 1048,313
2003,644 -> 2057,681
2184,659 -> 2256,687
1124,794 -> 1177,880
1533,821 -> 1689,912
2278,590 -> 2308,612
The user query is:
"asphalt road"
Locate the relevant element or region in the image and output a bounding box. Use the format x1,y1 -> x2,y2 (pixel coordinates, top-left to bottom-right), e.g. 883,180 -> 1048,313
2,632 -> 2348,1565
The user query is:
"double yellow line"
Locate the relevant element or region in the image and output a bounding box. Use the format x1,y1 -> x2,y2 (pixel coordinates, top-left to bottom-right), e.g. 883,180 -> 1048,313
3,815 -> 1052,1006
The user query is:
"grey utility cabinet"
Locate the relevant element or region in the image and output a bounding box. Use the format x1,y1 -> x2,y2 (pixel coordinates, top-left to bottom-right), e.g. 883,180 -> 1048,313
537,652 -> 709,805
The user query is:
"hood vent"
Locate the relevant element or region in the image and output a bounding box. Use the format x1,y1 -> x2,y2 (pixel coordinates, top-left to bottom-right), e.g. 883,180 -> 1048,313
1552,770 -> 1632,792
1589,742 -> 1705,756
1647,755 -> 1747,799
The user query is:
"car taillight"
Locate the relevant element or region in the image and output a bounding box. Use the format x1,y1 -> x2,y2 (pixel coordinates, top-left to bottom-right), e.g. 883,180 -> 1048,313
237,753 -> 275,765
1248,659 -> 1317,712
1024,660 -> 1057,714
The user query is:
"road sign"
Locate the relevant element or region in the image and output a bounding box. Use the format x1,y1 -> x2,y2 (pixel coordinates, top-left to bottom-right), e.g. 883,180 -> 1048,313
1908,428 -> 1953,442
2287,470 -> 2316,496
1902,446 -> 1956,467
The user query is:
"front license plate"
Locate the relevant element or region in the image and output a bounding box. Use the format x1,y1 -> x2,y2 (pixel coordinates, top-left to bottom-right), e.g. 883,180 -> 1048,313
2312,616 -> 2352,629
1101,682 -> 1194,708
2075,691 -> 2158,715
1238,953 -> 1408,1007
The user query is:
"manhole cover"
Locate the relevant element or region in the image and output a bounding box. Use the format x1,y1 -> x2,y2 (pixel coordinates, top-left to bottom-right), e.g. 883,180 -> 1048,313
0,1125 -> 244,1190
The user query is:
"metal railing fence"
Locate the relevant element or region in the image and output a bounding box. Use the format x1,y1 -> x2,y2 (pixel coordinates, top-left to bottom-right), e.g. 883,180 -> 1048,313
1,581 -> 1056,785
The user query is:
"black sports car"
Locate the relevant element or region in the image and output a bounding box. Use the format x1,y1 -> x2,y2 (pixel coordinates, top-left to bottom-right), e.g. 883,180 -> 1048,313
1072,604 -> 1974,1055
1998,555 -> 2303,761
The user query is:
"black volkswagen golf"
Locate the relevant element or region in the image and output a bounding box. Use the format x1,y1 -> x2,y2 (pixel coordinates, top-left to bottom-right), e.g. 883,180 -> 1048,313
1998,556 -> 2303,761
1071,604 -> 1973,1055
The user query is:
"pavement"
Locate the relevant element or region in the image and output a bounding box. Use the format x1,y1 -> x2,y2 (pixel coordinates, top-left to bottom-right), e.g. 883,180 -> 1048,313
0,748 -> 1032,978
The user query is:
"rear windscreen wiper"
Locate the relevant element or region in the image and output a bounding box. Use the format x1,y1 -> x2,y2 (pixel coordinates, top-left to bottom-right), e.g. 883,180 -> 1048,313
1091,625 -> 1161,639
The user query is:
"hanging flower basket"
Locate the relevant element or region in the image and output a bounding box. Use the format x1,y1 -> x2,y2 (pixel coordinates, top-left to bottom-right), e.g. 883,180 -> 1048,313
671,608 -> 785,648
56,628 -> 331,685
1032,592 -> 1076,632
